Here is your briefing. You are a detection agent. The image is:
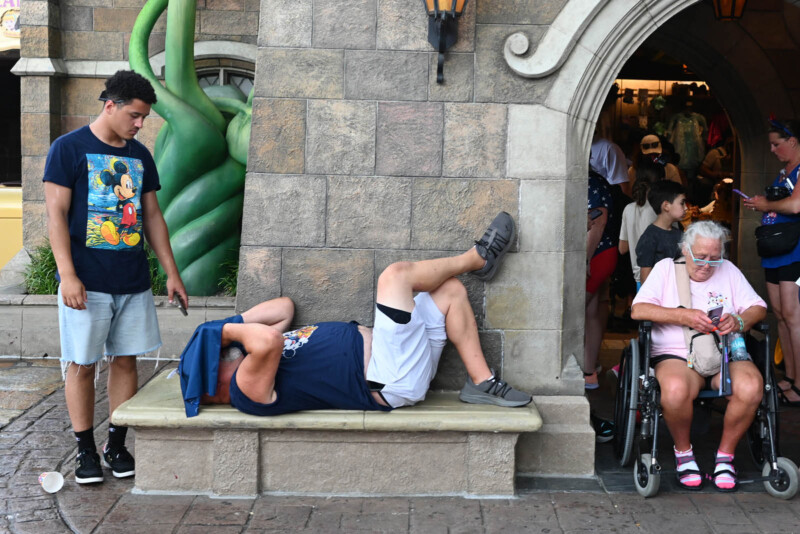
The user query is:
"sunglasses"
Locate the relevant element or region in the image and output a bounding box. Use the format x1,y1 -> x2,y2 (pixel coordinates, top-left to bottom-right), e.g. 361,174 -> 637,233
98,91 -> 125,105
769,119 -> 794,139
688,248 -> 723,267
641,141 -> 660,150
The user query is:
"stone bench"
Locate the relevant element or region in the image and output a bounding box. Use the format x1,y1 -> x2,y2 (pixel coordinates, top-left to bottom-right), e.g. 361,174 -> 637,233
113,368 -> 543,497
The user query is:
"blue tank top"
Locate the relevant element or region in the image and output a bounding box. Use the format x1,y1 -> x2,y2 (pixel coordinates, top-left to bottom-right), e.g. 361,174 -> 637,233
761,165 -> 800,269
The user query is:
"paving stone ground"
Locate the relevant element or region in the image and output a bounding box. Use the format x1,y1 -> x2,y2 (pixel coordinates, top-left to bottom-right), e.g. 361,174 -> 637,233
2,357 -> 800,534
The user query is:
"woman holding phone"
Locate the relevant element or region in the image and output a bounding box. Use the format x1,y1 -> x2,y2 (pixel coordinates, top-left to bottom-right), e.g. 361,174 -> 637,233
743,118 -> 800,406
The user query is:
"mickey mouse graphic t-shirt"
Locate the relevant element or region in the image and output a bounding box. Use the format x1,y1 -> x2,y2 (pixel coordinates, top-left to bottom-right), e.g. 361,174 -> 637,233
43,125 -> 160,294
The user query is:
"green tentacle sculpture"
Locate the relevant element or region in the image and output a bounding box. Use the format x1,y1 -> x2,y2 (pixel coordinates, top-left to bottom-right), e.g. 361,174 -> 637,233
129,0 -> 251,295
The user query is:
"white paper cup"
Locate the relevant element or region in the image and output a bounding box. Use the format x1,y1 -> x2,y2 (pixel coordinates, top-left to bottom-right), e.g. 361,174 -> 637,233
38,472 -> 64,493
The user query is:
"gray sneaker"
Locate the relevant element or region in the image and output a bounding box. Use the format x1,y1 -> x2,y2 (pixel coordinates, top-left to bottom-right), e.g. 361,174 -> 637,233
471,211 -> 516,281
459,372 -> 532,407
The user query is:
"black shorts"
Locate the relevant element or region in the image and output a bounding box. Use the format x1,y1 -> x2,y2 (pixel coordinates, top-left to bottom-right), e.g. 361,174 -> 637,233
764,261 -> 800,284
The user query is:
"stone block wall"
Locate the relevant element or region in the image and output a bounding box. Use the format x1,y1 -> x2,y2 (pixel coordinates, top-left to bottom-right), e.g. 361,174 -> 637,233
242,0 -> 575,394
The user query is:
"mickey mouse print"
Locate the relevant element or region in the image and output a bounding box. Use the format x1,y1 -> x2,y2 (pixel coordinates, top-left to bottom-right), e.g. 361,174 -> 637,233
85,154 -> 144,249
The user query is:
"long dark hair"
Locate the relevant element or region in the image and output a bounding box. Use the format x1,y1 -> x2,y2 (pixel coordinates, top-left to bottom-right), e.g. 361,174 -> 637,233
632,158 -> 666,206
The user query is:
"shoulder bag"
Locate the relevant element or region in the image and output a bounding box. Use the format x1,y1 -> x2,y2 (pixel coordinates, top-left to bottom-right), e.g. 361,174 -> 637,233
674,260 -> 722,377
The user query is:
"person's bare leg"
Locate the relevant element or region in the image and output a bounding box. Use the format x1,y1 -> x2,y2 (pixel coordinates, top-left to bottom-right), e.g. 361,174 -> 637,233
65,363 -> 95,432
222,323 -> 285,404
654,360 -> 704,451
240,297 -> 294,332
768,283 -> 794,393
429,278 -> 492,384
376,250 -> 485,312
779,281 -> 800,400
584,290 -> 601,387
107,356 -> 137,416
714,361 -> 762,453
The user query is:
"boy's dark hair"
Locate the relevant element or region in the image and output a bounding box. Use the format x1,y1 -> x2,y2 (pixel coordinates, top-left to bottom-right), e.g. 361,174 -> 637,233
647,180 -> 684,215
100,70 -> 157,106
632,158 -> 666,206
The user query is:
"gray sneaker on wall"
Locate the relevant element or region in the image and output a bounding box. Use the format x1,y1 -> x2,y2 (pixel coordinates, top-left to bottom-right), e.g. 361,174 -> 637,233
471,211 -> 516,281
459,371 -> 532,407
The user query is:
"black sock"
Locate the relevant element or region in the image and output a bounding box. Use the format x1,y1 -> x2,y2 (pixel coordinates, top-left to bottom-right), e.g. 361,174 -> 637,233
74,428 -> 96,454
107,423 -> 128,451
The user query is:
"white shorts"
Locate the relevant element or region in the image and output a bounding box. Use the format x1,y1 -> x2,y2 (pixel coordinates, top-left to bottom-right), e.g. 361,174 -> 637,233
367,292 -> 447,408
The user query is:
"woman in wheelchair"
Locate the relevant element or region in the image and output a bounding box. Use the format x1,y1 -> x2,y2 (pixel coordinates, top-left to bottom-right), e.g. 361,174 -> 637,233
631,221 -> 767,491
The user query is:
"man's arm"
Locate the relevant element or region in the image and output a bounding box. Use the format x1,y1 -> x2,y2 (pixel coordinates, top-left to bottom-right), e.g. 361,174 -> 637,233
141,191 -> 188,306
44,182 -> 86,310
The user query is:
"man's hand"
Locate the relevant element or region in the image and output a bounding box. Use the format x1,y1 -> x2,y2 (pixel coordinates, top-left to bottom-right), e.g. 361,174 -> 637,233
167,275 -> 189,310
682,308 -> 715,333
60,274 -> 87,310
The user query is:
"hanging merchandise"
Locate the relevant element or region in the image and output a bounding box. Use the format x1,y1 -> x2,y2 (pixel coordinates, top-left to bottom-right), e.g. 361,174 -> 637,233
652,94 -> 666,111
667,110 -> 707,171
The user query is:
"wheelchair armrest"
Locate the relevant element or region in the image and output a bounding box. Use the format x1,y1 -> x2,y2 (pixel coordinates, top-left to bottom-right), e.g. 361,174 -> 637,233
639,320 -> 652,334
753,321 -> 769,334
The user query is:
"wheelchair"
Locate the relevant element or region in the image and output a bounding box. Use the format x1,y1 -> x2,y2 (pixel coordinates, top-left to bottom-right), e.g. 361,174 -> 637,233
613,320 -> 799,499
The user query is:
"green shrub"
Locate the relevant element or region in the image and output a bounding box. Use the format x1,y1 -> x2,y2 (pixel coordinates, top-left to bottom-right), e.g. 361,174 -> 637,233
218,258 -> 238,297
24,241 -> 59,295
145,243 -> 168,296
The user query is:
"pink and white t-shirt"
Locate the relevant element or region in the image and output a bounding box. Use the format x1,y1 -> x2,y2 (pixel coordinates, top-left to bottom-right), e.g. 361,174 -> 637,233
632,258 -> 767,358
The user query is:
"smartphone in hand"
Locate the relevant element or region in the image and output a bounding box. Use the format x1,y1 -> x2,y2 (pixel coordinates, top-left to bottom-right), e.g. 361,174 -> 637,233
732,189 -> 750,199
707,305 -> 723,326
174,295 -> 188,316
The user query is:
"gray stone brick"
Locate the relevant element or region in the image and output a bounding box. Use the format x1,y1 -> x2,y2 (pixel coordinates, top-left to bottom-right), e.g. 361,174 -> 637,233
376,102 -> 443,177
313,0 -> 376,50
377,0 -> 475,52
476,0 -> 567,24
327,176 -> 412,249
503,329 -> 563,393
214,431 -> 258,495
282,248 -> 374,325
484,252 -> 563,330
411,178 -> 519,250
428,52 -> 474,102
307,100 -> 375,176
60,5 -> 92,31
62,31 -> 124,60
443,103 -> 507,178
21,157 -> 46,202
373,249 -> 485,328
0,307 -> 22,357
344,50 -> 428,101
255,48 -> 344,99
60,78 -> 106,116
205,0 -> 245,10
247,98 -> 305,174
21,113 -> 58,157
199,10 -> 258,36
21,307 -> 60,358
20,1 -> 58,27
21,26 -> 58,58
241,174 -> 325,247
234,247 -> 281,314
62,0 -> 112,6
519,180 -> 566,253
474,24 -> 554,104
20,77 -> 58,115
258,0 -> 311,47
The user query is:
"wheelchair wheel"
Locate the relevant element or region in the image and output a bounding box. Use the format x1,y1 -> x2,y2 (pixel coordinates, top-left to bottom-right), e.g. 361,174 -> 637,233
762,457 -> 799,500
613,341 -> 639,467
634,453 -> 660,498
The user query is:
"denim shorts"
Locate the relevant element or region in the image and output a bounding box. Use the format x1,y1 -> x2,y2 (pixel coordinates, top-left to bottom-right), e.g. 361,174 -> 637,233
57,286 -> 162,365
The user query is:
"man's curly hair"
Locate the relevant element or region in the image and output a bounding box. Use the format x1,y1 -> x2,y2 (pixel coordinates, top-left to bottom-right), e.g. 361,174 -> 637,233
103,70 -> 157,106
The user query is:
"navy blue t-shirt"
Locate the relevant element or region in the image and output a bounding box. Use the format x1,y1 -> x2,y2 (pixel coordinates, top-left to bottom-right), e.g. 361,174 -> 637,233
588,173 -> 616,256
43,125 -> 160,294
230,321 -> 390,416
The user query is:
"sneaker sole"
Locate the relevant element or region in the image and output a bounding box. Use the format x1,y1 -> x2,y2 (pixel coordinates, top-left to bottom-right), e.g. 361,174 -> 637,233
102,458 -> 135,478
458,392 -> 531,407
75,475 -> 103,484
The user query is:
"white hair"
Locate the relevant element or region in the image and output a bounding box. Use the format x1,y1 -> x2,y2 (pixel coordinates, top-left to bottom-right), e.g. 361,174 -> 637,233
679,221 -> 730,255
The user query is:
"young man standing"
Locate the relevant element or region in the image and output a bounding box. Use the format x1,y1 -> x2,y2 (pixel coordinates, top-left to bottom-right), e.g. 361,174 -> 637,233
43,70 -> 187,484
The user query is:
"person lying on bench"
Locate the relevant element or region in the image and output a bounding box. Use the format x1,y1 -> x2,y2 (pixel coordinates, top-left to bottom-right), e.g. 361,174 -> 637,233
179,212 -> 532,418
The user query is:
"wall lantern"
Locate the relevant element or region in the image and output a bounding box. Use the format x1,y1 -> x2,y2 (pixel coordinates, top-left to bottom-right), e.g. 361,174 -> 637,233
711,0 -> 747,20
423,0 -> 468,84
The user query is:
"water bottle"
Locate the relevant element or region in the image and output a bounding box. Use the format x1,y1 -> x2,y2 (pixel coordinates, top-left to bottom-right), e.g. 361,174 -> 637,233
729,332 -> 748,361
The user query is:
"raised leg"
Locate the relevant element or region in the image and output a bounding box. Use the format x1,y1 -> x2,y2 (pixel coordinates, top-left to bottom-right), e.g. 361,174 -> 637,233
429,278 -> 492,384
